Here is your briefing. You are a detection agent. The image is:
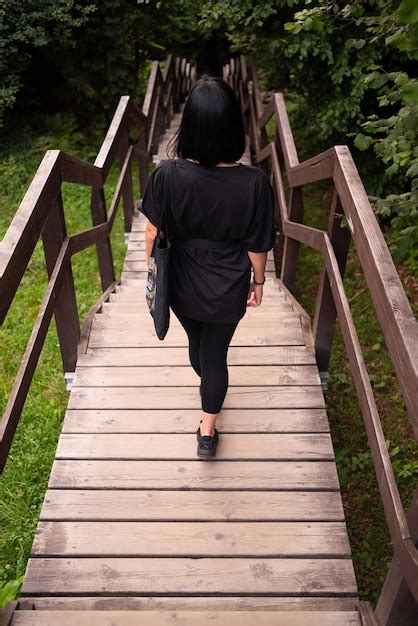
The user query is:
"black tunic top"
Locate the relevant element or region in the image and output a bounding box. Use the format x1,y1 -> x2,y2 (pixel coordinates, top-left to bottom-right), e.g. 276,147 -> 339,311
139,158 -> 276,324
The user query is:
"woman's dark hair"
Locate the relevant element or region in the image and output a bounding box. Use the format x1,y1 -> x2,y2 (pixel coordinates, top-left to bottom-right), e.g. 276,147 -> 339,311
166,74 -> 245,166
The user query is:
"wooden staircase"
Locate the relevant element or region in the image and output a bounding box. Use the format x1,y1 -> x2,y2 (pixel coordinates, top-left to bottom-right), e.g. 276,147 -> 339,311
9,76 -> 362,626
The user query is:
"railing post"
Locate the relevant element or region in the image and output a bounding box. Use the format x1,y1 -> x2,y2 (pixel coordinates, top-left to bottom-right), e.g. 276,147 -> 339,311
90,187 -> 115,291
117,127 -> 135,240
174,57 -> 181,112
138,127 -> 149,196
375,488 -> 418,626
0,600 -> 17,625
251,63 -> 269,175
247,81 -> 259,155
280,186 -> 304,293
41,189 -> 80,388
313,188 -> 351,389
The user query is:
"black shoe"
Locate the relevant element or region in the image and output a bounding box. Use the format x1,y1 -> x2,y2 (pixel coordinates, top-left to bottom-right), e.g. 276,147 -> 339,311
196,421 -> 219,459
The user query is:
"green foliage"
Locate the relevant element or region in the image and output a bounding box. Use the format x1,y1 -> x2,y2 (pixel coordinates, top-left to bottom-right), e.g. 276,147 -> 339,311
349,3 -> 418,263
199,0 -> 417,265
0,1 -> 95,127
0,577 -> 24,610
0,0 -> 205,130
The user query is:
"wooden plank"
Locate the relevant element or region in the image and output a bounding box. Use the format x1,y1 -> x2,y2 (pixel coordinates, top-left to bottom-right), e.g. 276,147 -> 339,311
103,302 -> 294,313
72,365 -> 321,387
90,187 -> 115,290
21,557 -> 357,596
41,190 -> 80,373
91,315 -> 302,330
288,148 -> 335,187
94,96 -> 131,176
87,327 -> 306,347
62,407 -> 329,433
11,609 -> 361,625
128,223 -> 146,231
32,521 -> 350,557
55,433 -> 334,461
49,460 -> 339,490
95,309 -> 296,323
40,489 -> 344,521
67,386 -> 325,410
121,271 -> 148,280
16,596 -> 359,612
77,346 -> 315,366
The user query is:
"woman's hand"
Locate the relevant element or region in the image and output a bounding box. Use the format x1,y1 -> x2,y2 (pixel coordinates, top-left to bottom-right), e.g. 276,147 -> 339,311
247,281 -> 263,307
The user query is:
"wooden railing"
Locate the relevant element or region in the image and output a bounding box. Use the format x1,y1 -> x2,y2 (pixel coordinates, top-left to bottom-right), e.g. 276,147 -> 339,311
0,54 -> 196,472
224,55 -> 418,625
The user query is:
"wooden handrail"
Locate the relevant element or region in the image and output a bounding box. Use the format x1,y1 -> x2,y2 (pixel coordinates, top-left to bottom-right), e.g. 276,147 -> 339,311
234,55 -> 418,620
0,150 -> 61,324
0,54 -> 193,471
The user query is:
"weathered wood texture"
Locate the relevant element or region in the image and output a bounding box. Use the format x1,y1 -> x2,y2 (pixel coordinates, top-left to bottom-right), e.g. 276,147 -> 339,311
11,610 -> 361,625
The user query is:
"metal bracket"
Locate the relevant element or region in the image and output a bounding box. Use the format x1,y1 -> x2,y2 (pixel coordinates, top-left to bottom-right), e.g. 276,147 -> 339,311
64,371 -> 75,392
319,371 -> 329,391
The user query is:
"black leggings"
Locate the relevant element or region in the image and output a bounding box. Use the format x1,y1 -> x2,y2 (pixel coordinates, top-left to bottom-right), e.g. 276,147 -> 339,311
172,308 -> 240,414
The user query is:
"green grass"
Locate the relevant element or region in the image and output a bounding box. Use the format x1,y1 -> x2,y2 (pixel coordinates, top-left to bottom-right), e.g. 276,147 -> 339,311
0,115 -> 139,597
277,183 -> 418,605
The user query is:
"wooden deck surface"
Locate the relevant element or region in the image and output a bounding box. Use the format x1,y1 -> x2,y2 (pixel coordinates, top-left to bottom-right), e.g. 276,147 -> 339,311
14,118 -> 361,624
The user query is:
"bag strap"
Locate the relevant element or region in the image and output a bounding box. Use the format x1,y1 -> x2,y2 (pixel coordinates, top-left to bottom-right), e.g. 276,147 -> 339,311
157,195 -> 170,240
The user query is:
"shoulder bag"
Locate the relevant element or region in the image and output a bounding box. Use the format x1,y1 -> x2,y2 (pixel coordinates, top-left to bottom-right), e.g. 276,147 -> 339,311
145,202 -> 172,340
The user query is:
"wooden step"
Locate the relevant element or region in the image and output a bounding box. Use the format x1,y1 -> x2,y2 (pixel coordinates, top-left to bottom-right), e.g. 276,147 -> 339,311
92,314 -> 302,329
16,596 -> 359,611
11,609 -> 362,625
101,300 -> 292,312
48,459 -> 339,490
61,407 -> 328,434
87,327 -> 306,347
72,364 -> 321,387
55,433 -> 334,460
32,521 -> 350,557
66,386 -> 325,410
21,557 -> 357,596
78,346 -> 314,366
93,307 -> 300,330
40,489 -> 343,521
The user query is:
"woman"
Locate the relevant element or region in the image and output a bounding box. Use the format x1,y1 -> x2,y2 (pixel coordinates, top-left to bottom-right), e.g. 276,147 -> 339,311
140,74 -> 276,459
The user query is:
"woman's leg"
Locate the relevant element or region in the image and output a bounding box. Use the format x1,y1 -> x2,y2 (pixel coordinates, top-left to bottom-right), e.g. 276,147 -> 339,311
199,320 -> 239,435
171,308 -> 202,377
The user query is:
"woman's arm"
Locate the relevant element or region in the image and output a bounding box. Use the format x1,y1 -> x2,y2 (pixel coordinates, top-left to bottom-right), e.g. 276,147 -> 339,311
247,250 -> 267,282
246,250 -> 267,307
145,221 -> 157,266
